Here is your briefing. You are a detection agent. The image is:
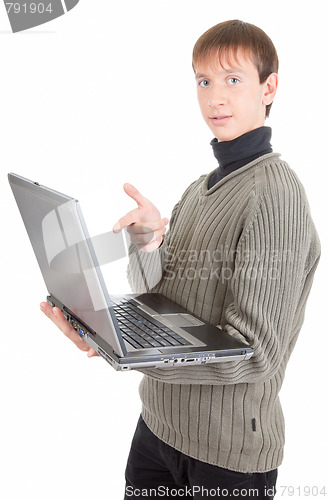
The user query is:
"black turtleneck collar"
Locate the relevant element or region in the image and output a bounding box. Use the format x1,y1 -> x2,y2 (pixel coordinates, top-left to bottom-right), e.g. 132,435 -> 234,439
208,126 -> 272,189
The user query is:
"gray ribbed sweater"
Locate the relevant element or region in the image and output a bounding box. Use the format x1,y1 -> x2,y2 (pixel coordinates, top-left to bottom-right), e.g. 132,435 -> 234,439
127,152 -> 321,473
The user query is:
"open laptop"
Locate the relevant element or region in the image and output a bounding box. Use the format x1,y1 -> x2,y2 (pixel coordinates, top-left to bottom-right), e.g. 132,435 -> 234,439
8,173 -> 253,371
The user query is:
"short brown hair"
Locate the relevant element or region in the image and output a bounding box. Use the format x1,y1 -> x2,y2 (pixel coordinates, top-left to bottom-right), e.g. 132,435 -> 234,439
192,20 -> 279,117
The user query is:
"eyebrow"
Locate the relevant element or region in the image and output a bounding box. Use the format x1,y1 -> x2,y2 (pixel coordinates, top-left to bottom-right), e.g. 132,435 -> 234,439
195,68 -> 245,79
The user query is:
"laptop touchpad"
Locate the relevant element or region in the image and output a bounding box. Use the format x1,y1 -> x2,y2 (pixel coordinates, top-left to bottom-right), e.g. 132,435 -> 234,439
162,313 -> 205,327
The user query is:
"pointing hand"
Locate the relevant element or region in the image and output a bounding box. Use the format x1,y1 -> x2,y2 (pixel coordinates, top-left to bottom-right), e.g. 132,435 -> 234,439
112,184 -> 169,252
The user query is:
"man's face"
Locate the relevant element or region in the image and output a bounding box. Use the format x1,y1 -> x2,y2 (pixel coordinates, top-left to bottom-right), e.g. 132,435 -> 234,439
195,50 -> 272,142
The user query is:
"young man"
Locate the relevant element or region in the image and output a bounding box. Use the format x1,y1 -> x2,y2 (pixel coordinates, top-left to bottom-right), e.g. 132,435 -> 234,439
41,20 -> 320,499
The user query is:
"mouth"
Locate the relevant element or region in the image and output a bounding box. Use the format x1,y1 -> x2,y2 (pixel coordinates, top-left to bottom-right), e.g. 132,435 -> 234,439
209,115 -> 232,126
210,115 -> 231,120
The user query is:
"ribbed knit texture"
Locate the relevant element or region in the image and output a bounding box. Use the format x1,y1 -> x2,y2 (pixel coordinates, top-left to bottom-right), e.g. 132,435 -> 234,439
127,153 -> 321,473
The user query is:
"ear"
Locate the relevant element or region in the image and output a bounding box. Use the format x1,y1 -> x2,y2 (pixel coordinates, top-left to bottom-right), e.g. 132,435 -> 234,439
262,73 -> 278,106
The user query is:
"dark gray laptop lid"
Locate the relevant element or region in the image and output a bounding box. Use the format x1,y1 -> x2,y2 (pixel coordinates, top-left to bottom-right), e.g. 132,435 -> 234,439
8,173 -> 126,356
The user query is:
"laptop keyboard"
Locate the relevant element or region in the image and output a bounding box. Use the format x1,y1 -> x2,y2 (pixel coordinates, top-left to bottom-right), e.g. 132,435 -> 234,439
112,299 -> 192,349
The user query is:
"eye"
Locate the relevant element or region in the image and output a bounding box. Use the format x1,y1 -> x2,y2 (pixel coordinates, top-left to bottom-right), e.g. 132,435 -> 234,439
199,79 -> 210,87
227,77 -> 239,85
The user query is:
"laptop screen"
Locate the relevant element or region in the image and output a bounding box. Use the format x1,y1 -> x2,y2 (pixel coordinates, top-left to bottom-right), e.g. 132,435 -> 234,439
9,173 -> 127,355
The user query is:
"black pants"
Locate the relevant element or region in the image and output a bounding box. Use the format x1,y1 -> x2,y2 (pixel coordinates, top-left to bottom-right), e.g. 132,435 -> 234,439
124,415 -> 278,499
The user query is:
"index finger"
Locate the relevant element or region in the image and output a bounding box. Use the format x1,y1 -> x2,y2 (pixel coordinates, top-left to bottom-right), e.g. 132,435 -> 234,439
123,183 -> 149,208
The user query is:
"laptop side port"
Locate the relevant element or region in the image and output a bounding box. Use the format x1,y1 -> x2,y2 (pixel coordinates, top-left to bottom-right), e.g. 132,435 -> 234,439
68,319 -> 87,339
97,347 -> 116,368
98,347 -> 107,359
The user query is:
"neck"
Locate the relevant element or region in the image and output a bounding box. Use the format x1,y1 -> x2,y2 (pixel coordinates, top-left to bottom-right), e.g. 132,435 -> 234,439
208,126 -> 272,189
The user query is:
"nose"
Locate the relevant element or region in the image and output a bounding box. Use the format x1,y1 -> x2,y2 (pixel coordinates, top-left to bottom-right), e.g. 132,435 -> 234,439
208,87 -> 226,108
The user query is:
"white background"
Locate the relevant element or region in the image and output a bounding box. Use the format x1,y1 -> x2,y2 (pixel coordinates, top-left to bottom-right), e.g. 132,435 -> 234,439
0,1 -> 326,499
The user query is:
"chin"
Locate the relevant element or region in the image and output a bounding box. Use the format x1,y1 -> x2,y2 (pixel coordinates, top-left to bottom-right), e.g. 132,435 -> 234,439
208,123 -> 238,142
214,131 -> 239,142
212,125 -> 249,142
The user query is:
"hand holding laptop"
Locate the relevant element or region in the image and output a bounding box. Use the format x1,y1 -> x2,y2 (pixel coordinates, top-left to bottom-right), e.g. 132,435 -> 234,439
112,183 -> 169,252
40,302 -> 99,358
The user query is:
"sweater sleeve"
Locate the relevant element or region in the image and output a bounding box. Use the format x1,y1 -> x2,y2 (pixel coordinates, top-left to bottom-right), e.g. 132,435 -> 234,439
138,188 -> 321,385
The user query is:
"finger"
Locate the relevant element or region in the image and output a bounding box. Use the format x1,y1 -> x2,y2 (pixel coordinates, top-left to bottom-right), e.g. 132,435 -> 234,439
41,303 -> 98,358
112,207 -> 143,233
140,235 -> 165,253
126,218 -> 169,234
40,302 -> 68,328
132,226 -> 166,245
87,348 -> 99,358
123,183 -> 150,208
51,308 -> 90,351
133,227 -> 167,250
40,303 -> 89,352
